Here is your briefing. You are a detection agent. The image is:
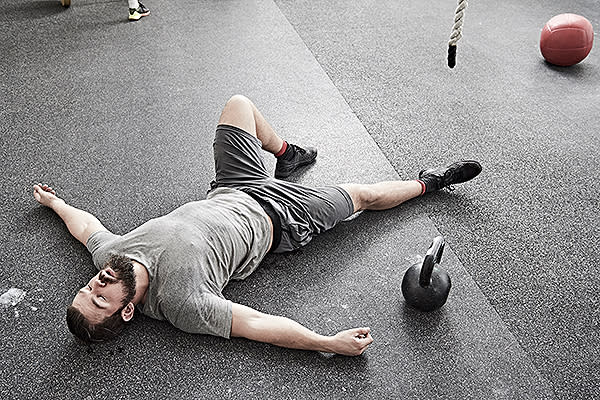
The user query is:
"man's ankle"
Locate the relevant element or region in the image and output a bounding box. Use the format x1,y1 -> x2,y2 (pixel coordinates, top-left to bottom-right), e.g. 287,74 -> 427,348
274,140 -> 288,157
275,141 -> 297,161
416,179 -> 427,195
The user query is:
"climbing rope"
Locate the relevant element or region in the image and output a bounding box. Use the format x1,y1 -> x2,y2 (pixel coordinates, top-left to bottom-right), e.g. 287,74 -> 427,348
448,0 -> 468,68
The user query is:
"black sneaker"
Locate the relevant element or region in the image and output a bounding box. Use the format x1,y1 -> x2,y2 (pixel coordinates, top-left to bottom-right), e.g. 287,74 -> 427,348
275,144 -> 317,179
418,160 -> 482,192
129,2 -> 150,20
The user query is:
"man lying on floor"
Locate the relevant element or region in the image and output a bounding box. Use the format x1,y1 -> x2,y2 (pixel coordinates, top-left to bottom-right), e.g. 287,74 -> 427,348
33,95 -> 481,356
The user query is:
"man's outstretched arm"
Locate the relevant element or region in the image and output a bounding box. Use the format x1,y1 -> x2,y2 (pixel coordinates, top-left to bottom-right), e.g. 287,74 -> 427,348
230,303 -> 373,356
33,183 -> 108,245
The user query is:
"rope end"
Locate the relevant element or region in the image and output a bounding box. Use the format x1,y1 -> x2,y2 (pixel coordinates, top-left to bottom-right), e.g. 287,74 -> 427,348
448,45 -> 457,68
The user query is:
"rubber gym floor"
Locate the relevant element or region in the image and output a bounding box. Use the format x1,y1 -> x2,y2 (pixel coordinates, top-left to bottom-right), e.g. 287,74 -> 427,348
1,0 -> 598,399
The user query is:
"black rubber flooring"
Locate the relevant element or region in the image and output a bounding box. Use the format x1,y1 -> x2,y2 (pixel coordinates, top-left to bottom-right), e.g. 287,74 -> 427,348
1,0 -> 597,399
275,1 -> 599,398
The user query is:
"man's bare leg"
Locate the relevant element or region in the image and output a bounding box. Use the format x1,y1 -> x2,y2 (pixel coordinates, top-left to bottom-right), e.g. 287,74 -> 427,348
340,181 -> 423,213
217,95 -> 318,178
340,160 -> 482,213
217,94 -> 284,154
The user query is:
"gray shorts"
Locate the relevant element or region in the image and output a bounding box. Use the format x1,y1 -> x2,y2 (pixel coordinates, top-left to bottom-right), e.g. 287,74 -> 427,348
209,124 -> 354,253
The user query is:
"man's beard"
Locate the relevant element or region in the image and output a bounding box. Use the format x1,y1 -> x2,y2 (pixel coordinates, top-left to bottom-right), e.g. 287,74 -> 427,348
111,260 -> 137,306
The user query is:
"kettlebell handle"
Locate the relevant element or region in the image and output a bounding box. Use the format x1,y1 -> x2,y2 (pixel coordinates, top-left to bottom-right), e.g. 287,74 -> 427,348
419,236 -> 445,287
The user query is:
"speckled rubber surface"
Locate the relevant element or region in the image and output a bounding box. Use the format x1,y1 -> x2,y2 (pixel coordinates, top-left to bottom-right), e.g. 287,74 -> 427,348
2,0 -> 594,398
275,0 -> 599,398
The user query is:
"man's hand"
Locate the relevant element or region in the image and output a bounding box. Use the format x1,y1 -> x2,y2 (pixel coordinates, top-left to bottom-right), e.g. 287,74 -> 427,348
32,183 -> 108,245
231,303 -> 374,356
329,327 -> 374,356
33,183 -> 62,208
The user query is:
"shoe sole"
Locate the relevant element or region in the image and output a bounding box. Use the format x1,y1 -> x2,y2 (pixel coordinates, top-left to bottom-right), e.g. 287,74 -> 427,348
129,11 -> 150,20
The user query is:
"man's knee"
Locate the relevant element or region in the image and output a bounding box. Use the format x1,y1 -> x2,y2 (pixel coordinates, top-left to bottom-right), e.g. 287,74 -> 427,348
219,94 -> 256,135
358,185 -> 378,211
225,94 -> 251,108
340,184 -> 375,213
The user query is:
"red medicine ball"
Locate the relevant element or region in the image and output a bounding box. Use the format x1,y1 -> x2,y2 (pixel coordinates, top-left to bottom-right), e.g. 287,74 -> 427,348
540,13 -> 594,66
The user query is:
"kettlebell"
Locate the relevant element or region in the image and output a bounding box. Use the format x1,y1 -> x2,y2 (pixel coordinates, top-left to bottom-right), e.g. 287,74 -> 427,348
401,236 -> 451,312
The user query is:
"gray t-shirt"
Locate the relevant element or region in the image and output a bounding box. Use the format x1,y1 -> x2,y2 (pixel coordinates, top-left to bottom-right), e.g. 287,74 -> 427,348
85,187 -> 271,338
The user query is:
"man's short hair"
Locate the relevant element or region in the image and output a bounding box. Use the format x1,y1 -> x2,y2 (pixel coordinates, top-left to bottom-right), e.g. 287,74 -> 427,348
66,305 -> 125,343
66,254 -> 135,343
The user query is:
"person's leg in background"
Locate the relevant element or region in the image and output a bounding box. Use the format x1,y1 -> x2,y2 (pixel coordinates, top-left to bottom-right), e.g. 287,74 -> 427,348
128,0 -> 150,21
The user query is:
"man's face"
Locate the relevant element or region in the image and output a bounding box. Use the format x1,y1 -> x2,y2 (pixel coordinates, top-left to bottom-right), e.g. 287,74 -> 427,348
72,264 -> 137,324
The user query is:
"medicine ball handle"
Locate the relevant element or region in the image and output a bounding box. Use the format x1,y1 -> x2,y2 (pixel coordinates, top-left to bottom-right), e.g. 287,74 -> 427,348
419,236 -> 445,287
